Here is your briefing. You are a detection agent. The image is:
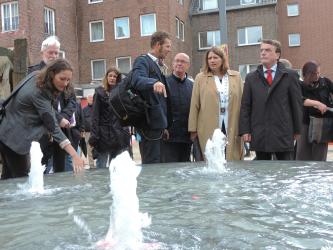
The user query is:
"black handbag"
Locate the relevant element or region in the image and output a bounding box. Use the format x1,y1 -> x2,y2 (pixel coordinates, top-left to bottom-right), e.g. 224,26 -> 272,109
308,116 -> 333,143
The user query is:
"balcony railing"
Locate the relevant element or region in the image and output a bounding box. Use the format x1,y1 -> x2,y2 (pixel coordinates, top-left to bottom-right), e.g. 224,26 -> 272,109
190,0 -> 277,15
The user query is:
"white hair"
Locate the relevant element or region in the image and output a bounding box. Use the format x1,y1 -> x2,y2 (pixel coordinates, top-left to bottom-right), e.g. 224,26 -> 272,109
41,36 -> 60,51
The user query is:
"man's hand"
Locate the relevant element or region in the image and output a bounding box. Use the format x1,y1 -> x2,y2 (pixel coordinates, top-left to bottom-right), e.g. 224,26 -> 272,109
190,132 -> 198,142
314,101 -> 328,114
163,129 -> 170,141
242,133 -> 251,142
59,118 -> 70,128
153,82 -> 167,97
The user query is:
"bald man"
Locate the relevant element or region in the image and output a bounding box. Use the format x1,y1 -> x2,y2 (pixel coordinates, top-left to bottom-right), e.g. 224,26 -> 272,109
161,53 -> 193,162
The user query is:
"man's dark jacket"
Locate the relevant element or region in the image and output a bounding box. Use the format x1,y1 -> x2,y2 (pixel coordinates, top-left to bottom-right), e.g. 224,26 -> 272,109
131,55 -> 170,130
239,62 -> 303,152
166,74 -> 193,143
82,104 -> 93,132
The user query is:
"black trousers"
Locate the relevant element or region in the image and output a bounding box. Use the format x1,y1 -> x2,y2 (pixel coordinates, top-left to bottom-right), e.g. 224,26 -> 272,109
138,129 -> 163,164
161,141 -> 192,163
0,141 -> 30,179
255,151 -> 293,160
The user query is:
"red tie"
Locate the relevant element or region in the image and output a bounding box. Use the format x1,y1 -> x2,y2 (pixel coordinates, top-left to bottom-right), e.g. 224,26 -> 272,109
266,69 -> 273,85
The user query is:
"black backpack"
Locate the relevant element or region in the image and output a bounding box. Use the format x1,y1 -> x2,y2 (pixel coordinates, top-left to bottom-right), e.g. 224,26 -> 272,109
109,66 -> 150,129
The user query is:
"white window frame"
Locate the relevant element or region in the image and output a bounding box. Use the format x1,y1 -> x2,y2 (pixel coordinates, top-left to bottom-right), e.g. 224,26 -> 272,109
140,13 -> 156,37
44,7 -> 55,35
89,20 -> 104,42
241,0 -> 256,5
200,0 -> 218,10
288,33 -> 300,47
237,26 -> 262,46
59,50 -> 65,59
91,59 -> 106,81
287,4 -> 299,17
116,56 -> 132,74
177,0 -> 184,5
175,17 -> 184,41
198,30 -> 220,50
88,0 -> 103,4
114,17 -> 130,39
239,64 -> 259,80
1,1 -> 19,32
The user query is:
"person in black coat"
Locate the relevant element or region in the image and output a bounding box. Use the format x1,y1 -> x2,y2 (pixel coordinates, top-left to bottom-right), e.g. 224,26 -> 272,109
161,53 -> 193,162
131,31 -> 172,164
296,61 -> 333,161
239,39 -> 303,160
89,67 -> 130,168
82,94 -> 95,168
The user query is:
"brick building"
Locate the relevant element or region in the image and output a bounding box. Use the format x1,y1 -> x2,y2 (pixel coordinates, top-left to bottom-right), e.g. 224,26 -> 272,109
0,0 -> 332,86
277,0 -> 333,79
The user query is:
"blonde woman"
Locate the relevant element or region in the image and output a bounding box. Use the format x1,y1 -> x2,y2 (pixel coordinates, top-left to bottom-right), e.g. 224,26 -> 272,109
189,47 -> 243,160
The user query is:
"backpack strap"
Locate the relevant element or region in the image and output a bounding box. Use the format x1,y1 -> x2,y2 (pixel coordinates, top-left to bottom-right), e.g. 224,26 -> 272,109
1,71 -> 37,108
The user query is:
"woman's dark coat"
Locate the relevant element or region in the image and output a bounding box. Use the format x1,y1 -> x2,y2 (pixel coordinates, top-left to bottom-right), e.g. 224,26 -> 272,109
89,86 -> 130,154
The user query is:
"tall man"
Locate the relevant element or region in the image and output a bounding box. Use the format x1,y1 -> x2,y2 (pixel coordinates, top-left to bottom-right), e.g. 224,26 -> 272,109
131,31 -> 171,164
161,53 -> 193,162
28,36 -> 77,171
239,39 -> 303,160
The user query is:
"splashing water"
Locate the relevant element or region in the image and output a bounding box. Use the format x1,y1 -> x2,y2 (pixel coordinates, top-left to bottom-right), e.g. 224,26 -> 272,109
97,151 -> 151,250
204,129 -> 227,173
18,141 -> 46,194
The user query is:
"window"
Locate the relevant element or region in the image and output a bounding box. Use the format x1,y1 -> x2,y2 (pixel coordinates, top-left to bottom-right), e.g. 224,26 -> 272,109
44,7 -> 55,35
114,17 -> 130,39
89,20 -> 104,42
91,59 -> 106,80
287,4 -> 299,16
198,30 -> 220,49
177,0 -> 184,5
200,0 -> 218,10
239,64 -> 258,80
140,13 -> 156,36
1,1 -> 19,32
59,50 -> 65,59
288,33 -> 300,47
237,26 -> 262,46
241,0 -> 256,5
88,0 -> 103,4
116,57 -> 131,74
176,18 -> 185,41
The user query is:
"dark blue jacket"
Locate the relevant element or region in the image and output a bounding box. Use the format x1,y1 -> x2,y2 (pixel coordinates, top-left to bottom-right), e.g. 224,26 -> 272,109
131,55 -> 169,130
166,74 -> 193,143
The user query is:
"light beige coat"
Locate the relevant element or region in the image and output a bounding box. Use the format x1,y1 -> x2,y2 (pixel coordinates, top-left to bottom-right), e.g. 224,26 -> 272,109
188,70 -> 244,160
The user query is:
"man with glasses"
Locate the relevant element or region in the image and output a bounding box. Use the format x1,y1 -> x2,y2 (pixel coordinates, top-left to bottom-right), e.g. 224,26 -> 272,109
161,53 -> 193,162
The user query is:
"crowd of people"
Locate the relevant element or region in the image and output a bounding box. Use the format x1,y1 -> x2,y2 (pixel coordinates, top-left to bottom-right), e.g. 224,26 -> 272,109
1,31 -> 333,180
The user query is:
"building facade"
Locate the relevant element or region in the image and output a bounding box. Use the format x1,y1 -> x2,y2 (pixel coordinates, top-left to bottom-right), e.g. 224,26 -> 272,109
0,0 -> 333,86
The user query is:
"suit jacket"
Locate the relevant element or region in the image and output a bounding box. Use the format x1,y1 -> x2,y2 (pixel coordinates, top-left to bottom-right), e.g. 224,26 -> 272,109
239,62 -> 303,152
0,74 -> 69,155
131,55 -> 170,130
188,70 -> 244,160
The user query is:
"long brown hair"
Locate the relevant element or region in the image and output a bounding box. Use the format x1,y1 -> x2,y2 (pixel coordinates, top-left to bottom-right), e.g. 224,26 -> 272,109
36,58 -> 73,97
203,46 -> 229,75
102,66 -> 122,91
302,61 -> 320,84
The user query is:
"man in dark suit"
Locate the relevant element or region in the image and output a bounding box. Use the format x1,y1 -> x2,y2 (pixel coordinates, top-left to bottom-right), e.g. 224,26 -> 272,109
131,31 -> 172,164
239,39 -> 303,160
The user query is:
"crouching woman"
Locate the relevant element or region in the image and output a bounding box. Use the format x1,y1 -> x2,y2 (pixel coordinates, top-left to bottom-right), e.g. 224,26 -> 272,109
0,59 -> 84,179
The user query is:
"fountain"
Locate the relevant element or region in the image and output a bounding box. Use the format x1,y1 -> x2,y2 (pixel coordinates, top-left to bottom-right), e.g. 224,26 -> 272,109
204,129 -> 227,173
1,150 -> 333,249
17,141 -> 46,194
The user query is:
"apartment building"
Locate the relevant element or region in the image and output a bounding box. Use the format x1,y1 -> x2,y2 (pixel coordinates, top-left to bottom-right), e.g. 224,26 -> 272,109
190,0 -> 277,79
1,0 -> 332,85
